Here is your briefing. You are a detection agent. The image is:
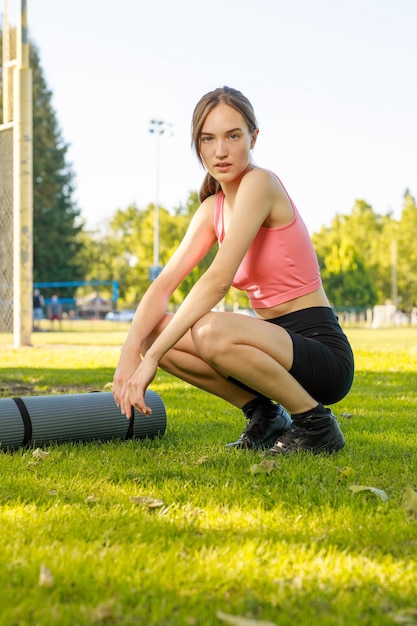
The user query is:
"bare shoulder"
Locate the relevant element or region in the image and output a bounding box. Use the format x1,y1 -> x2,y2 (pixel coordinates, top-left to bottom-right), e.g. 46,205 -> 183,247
241,168 -> 294,226
188,194 -> 217,228
240,167 -> 286,197
242,166 -> 275,185
201,194 -> 218,211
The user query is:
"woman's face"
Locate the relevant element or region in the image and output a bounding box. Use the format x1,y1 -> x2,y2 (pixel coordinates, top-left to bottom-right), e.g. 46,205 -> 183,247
199,103 -> 258,185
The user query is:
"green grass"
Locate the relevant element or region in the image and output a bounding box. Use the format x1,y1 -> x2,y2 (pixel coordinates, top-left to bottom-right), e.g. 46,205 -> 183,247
1,326 -> 417,625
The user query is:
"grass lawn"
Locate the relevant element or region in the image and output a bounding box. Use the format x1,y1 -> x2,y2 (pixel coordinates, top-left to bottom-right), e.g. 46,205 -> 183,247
0,325 -> 417,625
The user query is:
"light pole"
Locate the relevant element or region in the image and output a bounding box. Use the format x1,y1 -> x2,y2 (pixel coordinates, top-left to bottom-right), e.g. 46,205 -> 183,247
148,119 -> 172,280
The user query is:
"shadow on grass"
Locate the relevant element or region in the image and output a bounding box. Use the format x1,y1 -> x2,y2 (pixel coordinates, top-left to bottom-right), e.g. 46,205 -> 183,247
0,367 -> 115,397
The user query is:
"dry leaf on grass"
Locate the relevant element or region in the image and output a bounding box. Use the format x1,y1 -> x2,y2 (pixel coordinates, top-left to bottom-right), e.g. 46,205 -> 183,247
85,495 -> 99,503
130,496 -> 165,509
38,564 -> 54,588
91,601 -> 117,622
391,607 -> 417,625
216,610 -> 277,626
250,460 -> 277,475
402,486 -> 417,521
32,448 -> 49,460
349,485 -> 389,502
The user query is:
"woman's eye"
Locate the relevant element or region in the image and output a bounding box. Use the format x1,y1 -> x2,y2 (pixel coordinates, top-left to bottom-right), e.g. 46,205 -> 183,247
228,133 -> 239,140
201,136 -> 213,143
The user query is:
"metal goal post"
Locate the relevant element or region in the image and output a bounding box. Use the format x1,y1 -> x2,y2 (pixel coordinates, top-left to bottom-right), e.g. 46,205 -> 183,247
0,0 -> 33,346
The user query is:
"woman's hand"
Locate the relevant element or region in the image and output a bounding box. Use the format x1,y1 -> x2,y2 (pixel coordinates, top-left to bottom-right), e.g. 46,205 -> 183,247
112,348 -> 142,414
120,355 -> 159,418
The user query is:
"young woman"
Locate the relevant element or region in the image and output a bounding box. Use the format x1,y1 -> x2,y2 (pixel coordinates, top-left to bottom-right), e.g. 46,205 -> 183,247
112,86 -> 354,455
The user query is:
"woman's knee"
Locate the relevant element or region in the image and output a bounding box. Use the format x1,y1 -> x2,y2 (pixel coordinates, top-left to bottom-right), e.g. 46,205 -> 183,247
191,313 -> 227,362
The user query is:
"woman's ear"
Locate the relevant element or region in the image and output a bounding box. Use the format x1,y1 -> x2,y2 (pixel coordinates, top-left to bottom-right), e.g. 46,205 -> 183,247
250,128 -> 259,149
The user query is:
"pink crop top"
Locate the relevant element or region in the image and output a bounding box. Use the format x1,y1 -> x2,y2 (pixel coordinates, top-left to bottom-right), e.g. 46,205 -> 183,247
214,177 -> 322,309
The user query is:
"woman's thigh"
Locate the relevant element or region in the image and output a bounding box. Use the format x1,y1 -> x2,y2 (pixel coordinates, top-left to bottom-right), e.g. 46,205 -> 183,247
191,311 -> 294,371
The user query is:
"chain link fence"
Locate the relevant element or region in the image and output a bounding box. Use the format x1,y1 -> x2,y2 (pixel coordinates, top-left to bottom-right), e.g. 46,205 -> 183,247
0,126 -> 14,333
1,2 -> 17,334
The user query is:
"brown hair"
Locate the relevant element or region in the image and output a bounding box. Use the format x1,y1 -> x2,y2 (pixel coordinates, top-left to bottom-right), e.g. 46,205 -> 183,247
191,86 -> 258,202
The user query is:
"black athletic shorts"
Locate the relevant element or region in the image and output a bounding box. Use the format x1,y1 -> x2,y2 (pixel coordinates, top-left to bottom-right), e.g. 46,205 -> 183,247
266,306 -> 354,405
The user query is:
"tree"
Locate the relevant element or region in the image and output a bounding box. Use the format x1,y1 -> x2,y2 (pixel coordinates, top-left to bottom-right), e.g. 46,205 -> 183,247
80,193 -> 220,308
30,43 -> 85,291
0,35 -> 86,296
81,202 -> 184,306
319,240 -> 377,308
396,191 -> 417,314
313,201 -> 384,308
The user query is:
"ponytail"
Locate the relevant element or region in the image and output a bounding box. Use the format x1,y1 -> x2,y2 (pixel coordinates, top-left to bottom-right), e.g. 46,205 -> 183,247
199,172 -> 221,203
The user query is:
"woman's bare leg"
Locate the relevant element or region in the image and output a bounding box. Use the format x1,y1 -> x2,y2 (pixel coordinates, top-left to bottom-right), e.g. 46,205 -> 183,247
144,312 -> 313,411
191,311 -> 318,414
142,313 -> 293,449
144,311 -> 344,454
190,311 -> 345,454
142,313 -> 256,408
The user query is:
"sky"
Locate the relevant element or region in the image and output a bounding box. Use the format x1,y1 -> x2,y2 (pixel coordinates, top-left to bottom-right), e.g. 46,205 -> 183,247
9,0 -> 417,233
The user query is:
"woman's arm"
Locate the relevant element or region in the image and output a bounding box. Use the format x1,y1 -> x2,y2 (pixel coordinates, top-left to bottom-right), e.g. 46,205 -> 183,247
148,169 -> 276,358
122,169 -> 277,414
121,198 -> 218,349
113,197 -> 217,407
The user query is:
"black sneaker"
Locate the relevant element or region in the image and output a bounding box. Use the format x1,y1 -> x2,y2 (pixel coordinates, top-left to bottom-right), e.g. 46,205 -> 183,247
226,403 -> 292,450
266,409 -> 345,455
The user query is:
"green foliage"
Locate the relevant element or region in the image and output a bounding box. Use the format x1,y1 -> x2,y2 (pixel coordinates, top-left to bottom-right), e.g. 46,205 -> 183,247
318,240 -> 377,307
83,194 -> 218,308
313,201 -> 383,308
30,44 -> 85,291
0,34 -> 85,297
84,190 -> 417,312
313,196 -> 417,310
102,202 -> 191,304
1,327 -> 417,624
395,191 -> 417,314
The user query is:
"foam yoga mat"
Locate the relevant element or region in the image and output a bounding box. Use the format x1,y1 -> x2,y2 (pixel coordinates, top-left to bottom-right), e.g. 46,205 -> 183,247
0,391 -> 166,450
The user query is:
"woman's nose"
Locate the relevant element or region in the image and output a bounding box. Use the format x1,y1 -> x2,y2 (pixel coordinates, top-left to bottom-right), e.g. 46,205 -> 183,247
215,140 -> 228,158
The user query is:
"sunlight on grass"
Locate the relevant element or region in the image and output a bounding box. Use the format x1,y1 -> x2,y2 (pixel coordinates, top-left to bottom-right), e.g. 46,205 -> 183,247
1,326 -> 417,624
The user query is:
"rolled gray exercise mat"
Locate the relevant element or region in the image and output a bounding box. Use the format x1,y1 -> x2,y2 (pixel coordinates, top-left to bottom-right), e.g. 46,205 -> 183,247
0,391 -> 166,450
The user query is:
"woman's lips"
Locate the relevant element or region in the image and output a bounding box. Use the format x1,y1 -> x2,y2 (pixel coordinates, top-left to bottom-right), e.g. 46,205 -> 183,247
215,163 -> 231,171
